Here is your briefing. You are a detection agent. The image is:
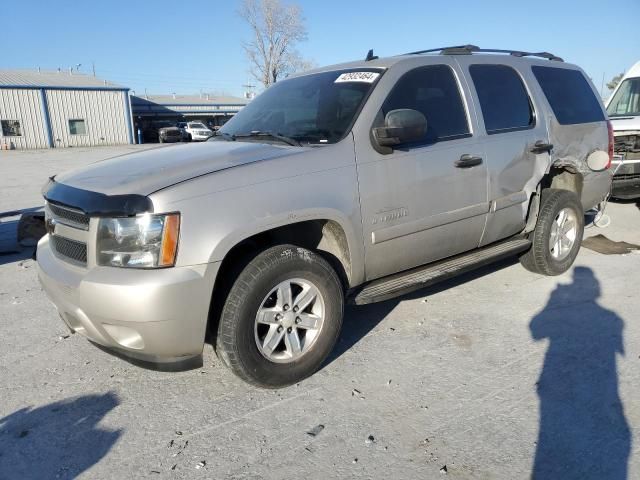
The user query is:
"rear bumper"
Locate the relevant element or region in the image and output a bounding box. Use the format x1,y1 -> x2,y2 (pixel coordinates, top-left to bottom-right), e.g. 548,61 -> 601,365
37,235 -> 220,366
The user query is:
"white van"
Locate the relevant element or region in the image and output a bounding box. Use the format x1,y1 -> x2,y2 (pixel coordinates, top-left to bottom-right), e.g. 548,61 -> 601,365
606,61 -> 640,198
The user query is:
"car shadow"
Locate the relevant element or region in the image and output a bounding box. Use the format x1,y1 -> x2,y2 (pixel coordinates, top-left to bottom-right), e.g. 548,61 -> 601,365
530,266 -> 631,479
325,257 -> 518,367
0,393 -> 122,480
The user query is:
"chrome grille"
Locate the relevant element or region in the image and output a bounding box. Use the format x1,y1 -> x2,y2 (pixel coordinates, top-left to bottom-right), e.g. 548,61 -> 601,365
48,202 -> 89,230
51,236 -> 87,265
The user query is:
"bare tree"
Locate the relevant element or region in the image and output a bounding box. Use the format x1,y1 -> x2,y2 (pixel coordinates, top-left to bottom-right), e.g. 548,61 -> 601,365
607,73 -> 624,91
239,0 -> 309,88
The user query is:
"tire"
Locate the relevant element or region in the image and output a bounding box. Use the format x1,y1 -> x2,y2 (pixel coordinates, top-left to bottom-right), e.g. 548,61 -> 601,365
519,189 -> 584,276
216,245 -> 344,388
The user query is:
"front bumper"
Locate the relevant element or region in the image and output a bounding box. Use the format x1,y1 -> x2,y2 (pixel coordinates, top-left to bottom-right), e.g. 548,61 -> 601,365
612,158 -> 640,199
37,235 -> 220,366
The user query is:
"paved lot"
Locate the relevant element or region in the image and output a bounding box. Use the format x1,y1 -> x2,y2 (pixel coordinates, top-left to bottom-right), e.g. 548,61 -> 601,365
1,147 -> 640,479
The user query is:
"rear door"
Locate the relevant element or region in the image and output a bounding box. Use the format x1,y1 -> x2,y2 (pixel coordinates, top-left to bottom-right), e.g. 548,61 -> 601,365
455,58 -> 551,246
354,61 -> 489,280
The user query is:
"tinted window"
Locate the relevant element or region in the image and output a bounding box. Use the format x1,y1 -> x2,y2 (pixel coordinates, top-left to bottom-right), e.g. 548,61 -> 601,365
382,65 -> 469,144
532,66 -> 605,125
470,64 -> 534,134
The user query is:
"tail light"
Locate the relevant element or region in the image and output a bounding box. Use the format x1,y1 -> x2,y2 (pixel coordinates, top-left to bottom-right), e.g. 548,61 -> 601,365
606,120 -> 614,169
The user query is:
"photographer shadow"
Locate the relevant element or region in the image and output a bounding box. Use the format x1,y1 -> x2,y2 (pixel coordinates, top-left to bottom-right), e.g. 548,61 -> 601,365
530,267 -> 631,479
0,393 -> 121,480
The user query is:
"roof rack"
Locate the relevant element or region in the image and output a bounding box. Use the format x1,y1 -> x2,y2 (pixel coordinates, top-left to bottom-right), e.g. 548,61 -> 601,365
402,44 -> 564,62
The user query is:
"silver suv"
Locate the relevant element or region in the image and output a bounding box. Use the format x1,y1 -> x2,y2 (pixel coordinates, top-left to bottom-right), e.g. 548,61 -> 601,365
37,45 -> 613,387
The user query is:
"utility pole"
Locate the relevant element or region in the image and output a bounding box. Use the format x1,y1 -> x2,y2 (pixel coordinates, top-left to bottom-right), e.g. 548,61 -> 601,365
92,62 -> 96,77
243,82 -> 256,100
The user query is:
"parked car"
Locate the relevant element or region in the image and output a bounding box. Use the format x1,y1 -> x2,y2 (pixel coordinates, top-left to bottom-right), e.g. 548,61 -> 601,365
158,126 -> 184,143
183,122 -> 213,142
606,60 -> 640,199
38,45 -> 612,388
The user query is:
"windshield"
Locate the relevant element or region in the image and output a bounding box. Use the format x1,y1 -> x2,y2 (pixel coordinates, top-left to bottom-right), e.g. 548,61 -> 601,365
189,123 -> 208,129
219,69 -> 383,144
607,78 -> 640,117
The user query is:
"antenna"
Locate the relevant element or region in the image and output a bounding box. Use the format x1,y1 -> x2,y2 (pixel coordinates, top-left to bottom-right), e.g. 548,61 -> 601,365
365,49 -> 378,61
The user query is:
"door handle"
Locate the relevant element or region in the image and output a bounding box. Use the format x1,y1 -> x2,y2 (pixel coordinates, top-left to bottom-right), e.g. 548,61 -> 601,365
454,154 -> 483,168
530,140 -> 553,154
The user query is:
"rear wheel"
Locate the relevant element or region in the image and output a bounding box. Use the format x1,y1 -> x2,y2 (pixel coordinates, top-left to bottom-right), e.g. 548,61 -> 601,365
216,245 -> 344,388
519,189 -> 584,275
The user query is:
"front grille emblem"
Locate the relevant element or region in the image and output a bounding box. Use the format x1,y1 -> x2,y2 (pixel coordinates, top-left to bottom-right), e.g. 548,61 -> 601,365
45,217 -> 57,235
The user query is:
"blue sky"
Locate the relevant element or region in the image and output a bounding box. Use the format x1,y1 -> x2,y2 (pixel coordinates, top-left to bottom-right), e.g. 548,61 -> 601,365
5,0 -> 639,98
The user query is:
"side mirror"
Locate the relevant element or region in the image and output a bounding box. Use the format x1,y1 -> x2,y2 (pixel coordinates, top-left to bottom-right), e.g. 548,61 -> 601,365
372,109 -> 427,147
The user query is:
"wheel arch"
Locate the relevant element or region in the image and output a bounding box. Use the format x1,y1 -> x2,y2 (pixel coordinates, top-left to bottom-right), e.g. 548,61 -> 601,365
205,216 -> 358,343
524,163 -> 586,233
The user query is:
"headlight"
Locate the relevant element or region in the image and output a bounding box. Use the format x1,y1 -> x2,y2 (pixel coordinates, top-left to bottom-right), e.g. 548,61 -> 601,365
97,213 -> 180,268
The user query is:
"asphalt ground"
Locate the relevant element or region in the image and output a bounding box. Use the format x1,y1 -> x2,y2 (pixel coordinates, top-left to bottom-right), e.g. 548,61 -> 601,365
1,145 -> 639,479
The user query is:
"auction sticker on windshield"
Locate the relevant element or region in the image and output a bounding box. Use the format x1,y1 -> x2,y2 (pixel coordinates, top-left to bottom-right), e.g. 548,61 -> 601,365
335,71 -> 380,83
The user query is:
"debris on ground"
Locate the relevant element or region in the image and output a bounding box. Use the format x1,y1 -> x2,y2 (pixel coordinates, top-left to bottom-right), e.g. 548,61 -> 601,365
351,389 -> 365,399
306,424 -> 325,437
365,435 -> 375,445
582,234 -> 640,255
353,458 -> 358,464
175,430 -> 183,436
195,461 -> 206,469
440,465 -> 448,474
58,334 -> 70,340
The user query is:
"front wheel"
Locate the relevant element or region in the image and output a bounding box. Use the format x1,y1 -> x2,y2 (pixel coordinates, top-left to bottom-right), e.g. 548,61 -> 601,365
216,245 -> 344,388
519,189 -> 584,276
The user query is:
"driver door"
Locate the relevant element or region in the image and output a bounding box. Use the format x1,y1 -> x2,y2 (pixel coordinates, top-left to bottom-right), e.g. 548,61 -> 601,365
355,62 -> 489,280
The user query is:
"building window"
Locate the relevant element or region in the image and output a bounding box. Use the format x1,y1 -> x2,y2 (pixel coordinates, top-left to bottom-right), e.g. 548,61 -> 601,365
69,119 -> 87,135
1,120 -> 22,136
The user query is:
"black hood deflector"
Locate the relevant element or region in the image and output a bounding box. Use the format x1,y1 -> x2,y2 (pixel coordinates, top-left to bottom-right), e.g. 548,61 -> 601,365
42,177 -> 153,217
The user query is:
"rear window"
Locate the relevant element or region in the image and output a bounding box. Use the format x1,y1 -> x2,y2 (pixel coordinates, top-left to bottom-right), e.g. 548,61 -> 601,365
532,66 -> 605,125
469,64 -> 534,134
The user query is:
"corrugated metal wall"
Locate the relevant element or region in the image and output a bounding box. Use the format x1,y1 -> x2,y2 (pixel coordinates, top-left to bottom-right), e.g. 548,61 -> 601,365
46,90 -> 129,147
0,89 -> 49,149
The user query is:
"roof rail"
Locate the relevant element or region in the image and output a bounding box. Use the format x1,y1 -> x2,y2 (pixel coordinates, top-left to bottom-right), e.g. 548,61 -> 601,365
402,45 -> 564,62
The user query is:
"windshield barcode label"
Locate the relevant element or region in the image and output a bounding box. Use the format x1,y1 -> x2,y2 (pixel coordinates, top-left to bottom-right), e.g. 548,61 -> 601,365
335,72 -> 380,83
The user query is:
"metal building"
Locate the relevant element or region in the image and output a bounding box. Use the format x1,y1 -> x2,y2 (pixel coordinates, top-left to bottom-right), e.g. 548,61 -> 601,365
131,94 -> 247,142
0,70 -> 133,149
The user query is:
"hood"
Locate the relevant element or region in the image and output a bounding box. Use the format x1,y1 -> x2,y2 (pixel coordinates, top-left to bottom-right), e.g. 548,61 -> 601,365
609,115 -> 640,133
54,141 -> 301,196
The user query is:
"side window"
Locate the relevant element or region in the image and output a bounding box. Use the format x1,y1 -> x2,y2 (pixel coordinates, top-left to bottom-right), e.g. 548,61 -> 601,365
382,65 -> 470,144
532,66 -> 605,125
1,120 -> 22,136
469,64 -> 534,134
69,119 -> 87,135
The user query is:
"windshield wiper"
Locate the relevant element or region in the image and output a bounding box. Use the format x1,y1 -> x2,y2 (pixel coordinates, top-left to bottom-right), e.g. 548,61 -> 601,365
215,131 -> 236,141
233,131 -> 301,147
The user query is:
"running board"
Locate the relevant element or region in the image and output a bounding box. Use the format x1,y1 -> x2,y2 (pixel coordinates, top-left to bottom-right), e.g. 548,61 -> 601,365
351,237 -> 531,305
